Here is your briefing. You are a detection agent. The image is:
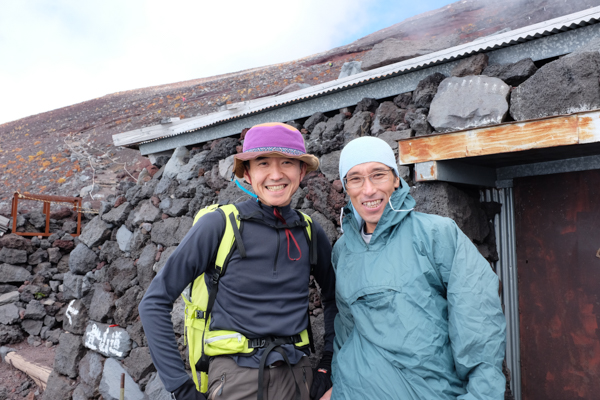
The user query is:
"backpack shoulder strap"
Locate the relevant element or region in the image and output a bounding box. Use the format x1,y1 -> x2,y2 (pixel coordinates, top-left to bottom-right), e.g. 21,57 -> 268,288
193,203 -> 220,225
296,210 -> 318,353
192,203 -> 245,275
296,210 -> 317,267
215,204 -> 245,273
193,204 -> 245,383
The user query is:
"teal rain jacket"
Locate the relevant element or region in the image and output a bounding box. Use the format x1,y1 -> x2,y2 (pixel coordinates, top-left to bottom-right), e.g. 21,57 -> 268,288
331,180 -> 506,399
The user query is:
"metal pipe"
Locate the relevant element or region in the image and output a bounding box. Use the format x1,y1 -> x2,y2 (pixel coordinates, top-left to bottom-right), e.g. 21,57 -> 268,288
11,193 -> 18,233
120,373 -> 125,400
481,188 -> 521,400
504,188 -> 521,400
499,188 -> 521,400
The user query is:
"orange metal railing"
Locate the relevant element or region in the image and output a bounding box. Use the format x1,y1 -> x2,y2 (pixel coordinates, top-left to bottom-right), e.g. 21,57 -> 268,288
11,192 -> 83,237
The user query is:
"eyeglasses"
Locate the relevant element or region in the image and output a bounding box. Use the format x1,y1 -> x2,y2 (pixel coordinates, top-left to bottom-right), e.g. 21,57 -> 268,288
343,169 -> 393,189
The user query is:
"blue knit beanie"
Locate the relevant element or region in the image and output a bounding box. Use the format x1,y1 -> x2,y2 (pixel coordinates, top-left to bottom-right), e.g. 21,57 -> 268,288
339,136 -> 399,191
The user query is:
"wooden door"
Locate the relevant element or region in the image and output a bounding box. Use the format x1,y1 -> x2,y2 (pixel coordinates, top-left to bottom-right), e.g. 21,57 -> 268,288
515,169 -> 600,399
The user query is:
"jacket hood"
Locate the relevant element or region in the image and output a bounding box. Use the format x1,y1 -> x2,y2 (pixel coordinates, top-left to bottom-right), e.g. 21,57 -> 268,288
341,177 -> 416,246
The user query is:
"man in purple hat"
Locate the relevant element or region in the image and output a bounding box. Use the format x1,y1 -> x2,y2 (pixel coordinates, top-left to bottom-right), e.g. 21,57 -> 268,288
140,122 -> 337,400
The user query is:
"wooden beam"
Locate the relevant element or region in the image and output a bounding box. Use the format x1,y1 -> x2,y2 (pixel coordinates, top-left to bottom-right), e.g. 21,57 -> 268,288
578,112 -> 600,144
5,352 -> 52,390
398,110 -> 600,165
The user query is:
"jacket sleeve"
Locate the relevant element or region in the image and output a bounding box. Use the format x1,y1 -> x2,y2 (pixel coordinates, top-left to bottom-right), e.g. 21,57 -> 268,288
310,221 -> 338,355
330,242 -> 354,380
138,212 -> 225,392
433,220 -> 507,400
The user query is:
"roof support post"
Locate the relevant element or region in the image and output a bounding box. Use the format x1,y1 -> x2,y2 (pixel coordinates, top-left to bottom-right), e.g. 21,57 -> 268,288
414,160 -> 497,187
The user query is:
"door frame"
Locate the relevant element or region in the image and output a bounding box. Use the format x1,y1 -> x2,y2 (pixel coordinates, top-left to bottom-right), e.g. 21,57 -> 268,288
483,154 -> 600,400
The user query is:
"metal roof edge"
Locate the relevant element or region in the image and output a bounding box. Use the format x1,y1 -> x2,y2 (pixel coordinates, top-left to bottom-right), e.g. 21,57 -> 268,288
113,5 -> 600,148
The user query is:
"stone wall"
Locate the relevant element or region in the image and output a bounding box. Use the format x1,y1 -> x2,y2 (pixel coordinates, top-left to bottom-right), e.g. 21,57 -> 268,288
2,49 -> 597,399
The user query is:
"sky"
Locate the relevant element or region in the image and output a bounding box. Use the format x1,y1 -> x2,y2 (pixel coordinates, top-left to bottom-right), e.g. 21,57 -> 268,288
0,0 -> 456,125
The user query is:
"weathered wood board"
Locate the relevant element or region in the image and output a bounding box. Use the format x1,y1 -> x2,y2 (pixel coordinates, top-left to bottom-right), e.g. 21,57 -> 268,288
398,110 -> 600,165
5,352 -> 52,390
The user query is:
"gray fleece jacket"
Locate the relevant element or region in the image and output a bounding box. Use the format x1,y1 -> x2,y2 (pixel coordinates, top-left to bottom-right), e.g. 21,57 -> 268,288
139,199 -> 337,392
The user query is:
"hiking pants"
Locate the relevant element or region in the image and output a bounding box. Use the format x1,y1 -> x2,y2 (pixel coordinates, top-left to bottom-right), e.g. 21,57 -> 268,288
206,356 -> 313,400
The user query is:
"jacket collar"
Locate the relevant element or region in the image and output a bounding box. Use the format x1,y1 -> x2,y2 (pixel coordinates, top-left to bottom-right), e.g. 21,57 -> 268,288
241,199 -> 297,224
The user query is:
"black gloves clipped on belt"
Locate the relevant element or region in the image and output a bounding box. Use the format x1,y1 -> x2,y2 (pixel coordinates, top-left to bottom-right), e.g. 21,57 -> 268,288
310,351 -> 333,400
171,379 -> 206,400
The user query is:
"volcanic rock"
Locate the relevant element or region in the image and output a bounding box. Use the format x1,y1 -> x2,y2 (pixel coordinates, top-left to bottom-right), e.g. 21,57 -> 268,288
510,52 -> 600,121
451,53 -> 489,77
55,331 -> 86,378
0,248 -> 27,264
482,58 -> 538,86
79,216 -> 112,248
413,72 -> 447,109
338,61 -> 363,79
428,76 -> 510,133
69,243 -> 99,275
0,263 -> 31,283
371,101 -> 406,135
88,283 -> 116,322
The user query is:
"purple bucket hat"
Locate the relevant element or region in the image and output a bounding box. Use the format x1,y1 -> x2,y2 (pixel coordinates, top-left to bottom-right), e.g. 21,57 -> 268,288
233,122 -> 319,178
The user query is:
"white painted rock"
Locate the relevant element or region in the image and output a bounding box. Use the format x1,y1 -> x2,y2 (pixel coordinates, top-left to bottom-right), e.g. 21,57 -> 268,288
428,75 -> 510,133
84,322 -> 132,359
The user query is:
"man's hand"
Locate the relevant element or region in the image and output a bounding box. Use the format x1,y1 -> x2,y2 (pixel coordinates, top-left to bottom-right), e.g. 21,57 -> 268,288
310,351 -> 333,400
171,379 -> 206,400
320,387 -> 333,400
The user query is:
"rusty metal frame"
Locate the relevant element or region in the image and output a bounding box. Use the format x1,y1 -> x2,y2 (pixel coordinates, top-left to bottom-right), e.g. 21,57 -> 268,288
11,193 -> 82,237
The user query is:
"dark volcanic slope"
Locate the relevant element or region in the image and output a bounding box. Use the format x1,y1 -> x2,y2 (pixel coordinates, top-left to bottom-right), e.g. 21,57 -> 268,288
1,0 -> 598,209
0,53 -> 363,210
313,0 -> 600,62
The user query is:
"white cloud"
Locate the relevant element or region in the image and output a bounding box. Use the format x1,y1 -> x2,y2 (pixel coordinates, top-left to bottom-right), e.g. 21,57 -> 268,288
0,0 -> 448,124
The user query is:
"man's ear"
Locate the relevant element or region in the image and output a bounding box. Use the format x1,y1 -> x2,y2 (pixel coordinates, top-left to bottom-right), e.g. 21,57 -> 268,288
394,176 -> 400,189
299,162 -> 307,182
243,166 -> 252,184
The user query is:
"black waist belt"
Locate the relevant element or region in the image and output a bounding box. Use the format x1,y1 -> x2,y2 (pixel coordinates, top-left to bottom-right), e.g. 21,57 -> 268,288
249,334 -> 302,349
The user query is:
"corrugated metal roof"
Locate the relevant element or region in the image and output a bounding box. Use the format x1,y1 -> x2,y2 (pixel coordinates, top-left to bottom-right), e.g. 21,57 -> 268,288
113,6 -> 600,148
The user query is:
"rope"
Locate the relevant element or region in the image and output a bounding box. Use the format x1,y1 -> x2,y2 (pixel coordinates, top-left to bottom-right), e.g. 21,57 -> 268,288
15,191 -> 99,214
273,208 -> 302,261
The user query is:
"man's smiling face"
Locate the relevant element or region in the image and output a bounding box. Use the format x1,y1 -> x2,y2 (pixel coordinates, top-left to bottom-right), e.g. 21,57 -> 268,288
345,161 -> 399,233
244,156 -> 306,207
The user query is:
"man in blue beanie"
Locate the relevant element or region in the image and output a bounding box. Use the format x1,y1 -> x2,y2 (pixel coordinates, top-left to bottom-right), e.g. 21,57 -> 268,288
320,136 -> 506,399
